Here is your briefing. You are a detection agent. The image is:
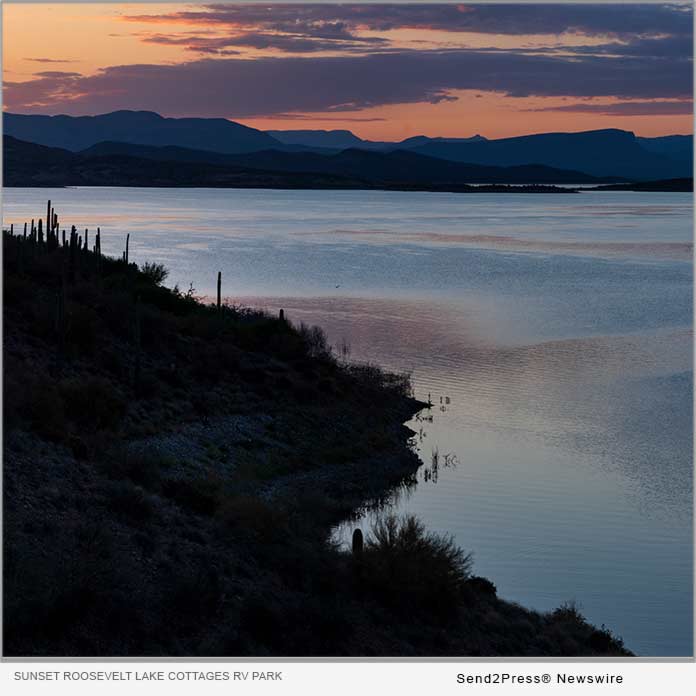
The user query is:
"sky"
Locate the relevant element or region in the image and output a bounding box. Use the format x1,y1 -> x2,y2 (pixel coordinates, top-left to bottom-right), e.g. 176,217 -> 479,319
2,2 -> 693,139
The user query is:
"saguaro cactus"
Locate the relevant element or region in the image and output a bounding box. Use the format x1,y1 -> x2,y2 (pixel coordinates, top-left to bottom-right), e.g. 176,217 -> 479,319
352,528 -> 364,557
125,233 -> 130,265
55,272 -> 67,361
217,271 -> 222,311
68,226 -> 77,283
134,294 -> 142,390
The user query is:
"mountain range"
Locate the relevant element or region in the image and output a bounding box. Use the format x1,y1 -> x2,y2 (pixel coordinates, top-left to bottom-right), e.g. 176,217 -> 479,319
5,135 -> 616,189
3,110 -> 693,183
3,110 -> 277,154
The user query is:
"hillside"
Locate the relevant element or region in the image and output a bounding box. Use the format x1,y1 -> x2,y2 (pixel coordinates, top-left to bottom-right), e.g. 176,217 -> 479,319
3,216 -> 632,657
2,136 -> 369,189
4,136 -> 604,189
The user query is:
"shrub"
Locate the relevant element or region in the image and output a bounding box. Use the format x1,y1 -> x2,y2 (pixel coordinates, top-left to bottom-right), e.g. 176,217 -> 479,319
588,626 -> 625,653
298,323 -> 331,360
218,494 -> 287,542
465,575 -> 497,598
552,600 -> 584,623
360,514 -> 472,618
104,480 -> 154,523
102,448 -> 170,489
140,262 -> 169,285
162,475 -> 221,516
12,377 -> 68,441
346,362 -> 413,399
59,376 -> 126,431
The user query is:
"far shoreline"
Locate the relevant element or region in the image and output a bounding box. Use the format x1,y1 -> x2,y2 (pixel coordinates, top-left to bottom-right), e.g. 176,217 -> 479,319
4,178 -> 692,193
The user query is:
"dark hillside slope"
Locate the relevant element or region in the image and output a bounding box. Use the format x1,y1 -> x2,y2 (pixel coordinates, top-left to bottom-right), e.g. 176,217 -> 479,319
3,219 -> 631,657
77,139 -> 612,185
3,136 -> 367,189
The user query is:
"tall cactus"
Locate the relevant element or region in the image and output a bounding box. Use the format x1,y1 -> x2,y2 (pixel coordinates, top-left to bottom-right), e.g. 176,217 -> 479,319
133,294 -> 142,390
55,271 -> 67,362
68,226 -> 77,284
217,271 -> 222,312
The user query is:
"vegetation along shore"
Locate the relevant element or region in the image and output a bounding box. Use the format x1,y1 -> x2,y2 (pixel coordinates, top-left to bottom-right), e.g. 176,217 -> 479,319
3,203 -> 632,656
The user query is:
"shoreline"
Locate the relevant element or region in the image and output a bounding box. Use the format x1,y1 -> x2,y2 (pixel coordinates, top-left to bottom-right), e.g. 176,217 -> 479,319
3,218 -> 632,657
4,182 -> 579,193
5,177 -> 692,193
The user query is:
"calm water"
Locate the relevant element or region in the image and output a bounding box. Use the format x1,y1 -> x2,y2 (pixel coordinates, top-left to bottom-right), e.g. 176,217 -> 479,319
3,187 -> 693,656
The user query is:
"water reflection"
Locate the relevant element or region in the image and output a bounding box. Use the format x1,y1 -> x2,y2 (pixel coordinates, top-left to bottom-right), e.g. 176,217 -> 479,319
3,187 -> 692,656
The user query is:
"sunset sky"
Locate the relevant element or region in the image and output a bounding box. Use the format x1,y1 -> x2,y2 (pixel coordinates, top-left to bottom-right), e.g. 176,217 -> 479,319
2,2 -> 693,139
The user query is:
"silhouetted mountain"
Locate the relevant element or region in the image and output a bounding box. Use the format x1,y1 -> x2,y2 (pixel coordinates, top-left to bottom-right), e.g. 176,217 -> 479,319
406,129 -> 691,180
397,134 -> 487,148
636,135 -> 692,165
267,129 -> 366,149
5,136 -> 591,191
75,140 -> 615,185
2,136 -> 365,189
4,111 -> 280,154
6,111 -> 689,180
267,129 -> 487,151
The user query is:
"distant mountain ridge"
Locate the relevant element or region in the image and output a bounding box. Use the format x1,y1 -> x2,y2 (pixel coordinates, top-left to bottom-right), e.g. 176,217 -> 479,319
3,110 -> 280,154
267,129 -> 367,150
3,110 -> 692,180
636,134 -> 692,163
405,129 -> 692,180
267,129 -> 487,151
55,138 -> 617,185
2,135 -> 368,189
4,135 -> 615,189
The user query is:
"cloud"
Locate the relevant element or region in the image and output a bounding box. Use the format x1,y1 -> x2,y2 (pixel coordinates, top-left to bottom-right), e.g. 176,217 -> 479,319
4,71 -> 83,108
124,3 -> 693,39
5,48 -> 691,117
33,71 -> 83,79
552,34 -> 695,58
268,114 -> 386,122
527,100 -> 693,116
140,30 -> 387,54
25,57 -> 80,64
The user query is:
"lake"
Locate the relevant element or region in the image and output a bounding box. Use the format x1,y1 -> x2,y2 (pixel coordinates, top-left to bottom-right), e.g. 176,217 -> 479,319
3,187 -> 693,656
